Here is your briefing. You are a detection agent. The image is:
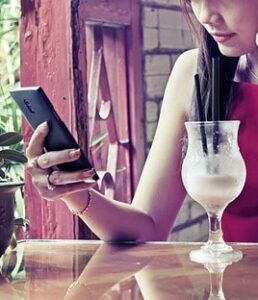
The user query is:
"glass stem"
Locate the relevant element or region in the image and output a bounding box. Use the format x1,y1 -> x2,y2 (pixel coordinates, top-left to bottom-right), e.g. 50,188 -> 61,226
209,271 -> 225,300
208,211 -> 224,245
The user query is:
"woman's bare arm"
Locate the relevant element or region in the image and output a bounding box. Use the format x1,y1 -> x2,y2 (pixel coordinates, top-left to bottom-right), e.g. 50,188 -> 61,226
26,49 -> 198,242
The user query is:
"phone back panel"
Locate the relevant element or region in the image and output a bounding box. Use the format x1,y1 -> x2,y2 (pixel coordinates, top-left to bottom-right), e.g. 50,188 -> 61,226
10,86 -> 94,172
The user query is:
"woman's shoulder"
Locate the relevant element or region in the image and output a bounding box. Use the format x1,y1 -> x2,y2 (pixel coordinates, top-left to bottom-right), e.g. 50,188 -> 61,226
174,48 -> 199,74
167,48 -> 198,86
166,48 -> 198,85
164,48 -> 198,111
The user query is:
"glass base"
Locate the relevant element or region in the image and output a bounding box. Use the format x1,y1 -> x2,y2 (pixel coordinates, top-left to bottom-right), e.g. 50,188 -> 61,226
190,242 -> 243,264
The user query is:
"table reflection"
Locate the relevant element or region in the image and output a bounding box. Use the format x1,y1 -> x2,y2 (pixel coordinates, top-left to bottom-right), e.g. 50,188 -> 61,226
63,242 -> 153,299
1,241 -> 258,299
195,254 -> 243,300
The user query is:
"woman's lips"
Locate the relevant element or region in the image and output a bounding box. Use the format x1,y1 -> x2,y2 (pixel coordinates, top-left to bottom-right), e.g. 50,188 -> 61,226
211,32 -> 236,43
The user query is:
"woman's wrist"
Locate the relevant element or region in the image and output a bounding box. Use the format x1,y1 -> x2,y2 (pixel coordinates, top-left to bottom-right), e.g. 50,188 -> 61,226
62,189 -> 93,216
69,190 -> 93,216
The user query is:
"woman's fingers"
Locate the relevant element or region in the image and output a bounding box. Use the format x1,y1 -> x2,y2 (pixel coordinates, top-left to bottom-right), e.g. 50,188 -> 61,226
25,122 -> 98,201
26,157 -> 47,176
28,165 -> 97,200
36,148 -> 81,169
26,122 -> 49,158
35,178 -> 95,201
48,168 -> 96,185
26,122 -> 83,170
256,32 -> 258,47
52,181 -> 96,198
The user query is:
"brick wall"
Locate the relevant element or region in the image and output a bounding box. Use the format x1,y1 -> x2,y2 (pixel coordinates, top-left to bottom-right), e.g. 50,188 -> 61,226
141,0 -> 208,242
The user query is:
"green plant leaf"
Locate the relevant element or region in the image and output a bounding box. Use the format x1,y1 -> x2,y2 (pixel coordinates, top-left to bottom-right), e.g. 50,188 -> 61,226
14,217 -> 30,227
0,26 -> 16,38
0,0 -> 11,6
0,168 -> 5,178
0,149 -> 27,163
0,131 -> 23,146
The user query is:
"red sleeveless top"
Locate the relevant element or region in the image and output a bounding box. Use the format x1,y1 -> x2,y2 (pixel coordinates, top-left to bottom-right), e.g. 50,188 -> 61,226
222,82 -> 258,242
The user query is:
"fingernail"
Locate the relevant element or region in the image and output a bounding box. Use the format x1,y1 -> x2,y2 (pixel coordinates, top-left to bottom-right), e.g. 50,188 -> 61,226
69,149 -> 81,158
50,171 -> 60,184
83,169 -> 95,177
40,122 -> 48,130
84,178 -> 97,184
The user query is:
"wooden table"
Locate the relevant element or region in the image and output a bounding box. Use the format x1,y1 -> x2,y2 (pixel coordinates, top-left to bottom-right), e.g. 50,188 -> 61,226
0,240 -> 258,299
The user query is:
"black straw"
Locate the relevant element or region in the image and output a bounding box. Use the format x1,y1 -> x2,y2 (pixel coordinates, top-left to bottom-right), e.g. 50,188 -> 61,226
212,57 -> 220,121
195,74 -> 205,122
211,57 -> 220,154
194,74 -> 208,154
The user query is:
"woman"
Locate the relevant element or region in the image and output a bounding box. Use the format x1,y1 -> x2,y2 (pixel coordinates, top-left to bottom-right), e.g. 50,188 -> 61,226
26,0 -> 258,242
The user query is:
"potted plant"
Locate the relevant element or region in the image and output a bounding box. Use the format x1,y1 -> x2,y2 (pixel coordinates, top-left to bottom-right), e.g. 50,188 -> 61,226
0,131 -> 27,257
0,0 -> 28,258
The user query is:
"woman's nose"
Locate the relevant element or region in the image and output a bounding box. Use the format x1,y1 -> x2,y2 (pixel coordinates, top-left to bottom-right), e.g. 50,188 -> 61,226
197,1 -> 222,27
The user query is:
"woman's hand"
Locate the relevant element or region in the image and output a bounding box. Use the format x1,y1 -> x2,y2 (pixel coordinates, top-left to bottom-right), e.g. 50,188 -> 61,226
26,122 -> 96,200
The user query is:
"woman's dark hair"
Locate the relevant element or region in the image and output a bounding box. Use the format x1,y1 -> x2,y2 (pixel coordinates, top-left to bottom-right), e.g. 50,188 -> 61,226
180,1 -> 240,121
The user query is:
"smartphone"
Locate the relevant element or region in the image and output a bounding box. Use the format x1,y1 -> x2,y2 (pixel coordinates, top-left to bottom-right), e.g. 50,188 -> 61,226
10,86 -> 98,180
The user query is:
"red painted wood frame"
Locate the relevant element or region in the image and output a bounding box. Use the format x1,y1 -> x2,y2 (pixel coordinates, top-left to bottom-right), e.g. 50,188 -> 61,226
20,0 -> 145,239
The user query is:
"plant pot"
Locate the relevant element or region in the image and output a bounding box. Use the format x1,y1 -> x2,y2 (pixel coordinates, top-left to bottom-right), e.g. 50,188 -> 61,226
0,182 -> 23,257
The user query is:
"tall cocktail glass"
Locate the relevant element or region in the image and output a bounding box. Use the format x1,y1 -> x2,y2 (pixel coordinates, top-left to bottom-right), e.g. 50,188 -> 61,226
181,121 -> 246,263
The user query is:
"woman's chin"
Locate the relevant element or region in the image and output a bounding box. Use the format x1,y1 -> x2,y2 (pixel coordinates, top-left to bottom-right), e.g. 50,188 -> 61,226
218,46 -> 244,57
218,44 -> 253,58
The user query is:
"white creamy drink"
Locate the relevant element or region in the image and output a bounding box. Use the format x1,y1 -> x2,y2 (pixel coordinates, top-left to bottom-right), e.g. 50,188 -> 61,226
183,174 -> 244,213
